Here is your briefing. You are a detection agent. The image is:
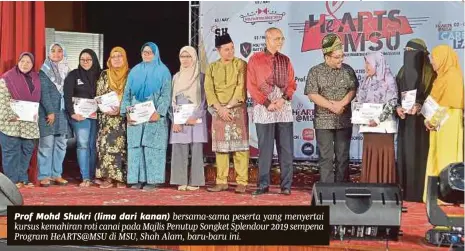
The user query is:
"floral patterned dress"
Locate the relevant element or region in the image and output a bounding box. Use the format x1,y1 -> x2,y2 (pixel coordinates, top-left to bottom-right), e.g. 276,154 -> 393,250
95,71 -> 127,182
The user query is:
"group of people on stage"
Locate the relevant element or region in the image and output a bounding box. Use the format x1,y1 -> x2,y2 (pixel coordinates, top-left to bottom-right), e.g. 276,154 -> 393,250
0,27 -> 463,203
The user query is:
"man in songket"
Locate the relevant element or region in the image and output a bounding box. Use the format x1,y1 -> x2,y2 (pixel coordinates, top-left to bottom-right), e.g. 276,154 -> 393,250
247,27 -> 296,195
204,33 -> 250,194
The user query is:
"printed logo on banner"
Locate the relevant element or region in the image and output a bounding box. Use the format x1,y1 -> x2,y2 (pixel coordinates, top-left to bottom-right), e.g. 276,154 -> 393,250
301,142 -> 315,156
292,1 -> 429,55
437,21 -> 465,49
302,128 -> 315,141
240,8 -> 286,25
240,42 -> 252,58
293,103 -> 314,122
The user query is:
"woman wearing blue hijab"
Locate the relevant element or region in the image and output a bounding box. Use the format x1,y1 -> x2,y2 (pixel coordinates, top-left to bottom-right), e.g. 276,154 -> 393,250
120,42 -> 172,190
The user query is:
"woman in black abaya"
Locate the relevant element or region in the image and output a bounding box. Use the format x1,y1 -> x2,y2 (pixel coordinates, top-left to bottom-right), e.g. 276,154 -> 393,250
395,39 -> 436,202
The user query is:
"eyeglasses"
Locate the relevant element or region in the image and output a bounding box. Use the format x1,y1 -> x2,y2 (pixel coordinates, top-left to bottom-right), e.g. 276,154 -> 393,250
142,51 -> 153,55
80,58 -> 92,63
180,55 -> 192,59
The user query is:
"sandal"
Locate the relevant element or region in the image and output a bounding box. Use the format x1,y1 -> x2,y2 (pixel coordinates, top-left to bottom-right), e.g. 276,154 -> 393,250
23,182 -> 35,188
186,186 -> 199,191
79,180 -> 91,187
99,180 -> 113,189
16,182 -> 24,189
178,185 -> 187,191
52,177 -> 68,186
40,178 -> 51,187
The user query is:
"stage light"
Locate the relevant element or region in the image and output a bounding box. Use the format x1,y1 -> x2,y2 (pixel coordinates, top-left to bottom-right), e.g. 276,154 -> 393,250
425,162 -> 464,248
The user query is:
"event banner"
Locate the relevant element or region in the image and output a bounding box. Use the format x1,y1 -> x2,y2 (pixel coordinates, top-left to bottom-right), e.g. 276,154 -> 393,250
8,206 -> 329,245
199,1 -> 465,161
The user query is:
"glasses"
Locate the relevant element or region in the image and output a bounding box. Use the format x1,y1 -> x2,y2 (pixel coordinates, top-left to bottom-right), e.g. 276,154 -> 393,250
80,58 -> 92,63
142,51 -> 153,55
180,55 -> 192,59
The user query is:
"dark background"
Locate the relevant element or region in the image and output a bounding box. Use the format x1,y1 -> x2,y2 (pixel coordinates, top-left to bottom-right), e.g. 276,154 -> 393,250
46,1 -> 190,74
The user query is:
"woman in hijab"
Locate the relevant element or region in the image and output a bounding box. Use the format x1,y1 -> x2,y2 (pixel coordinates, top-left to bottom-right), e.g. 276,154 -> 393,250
422,45 -> 463,203
120,42 -> 172,190
95,46 -> 129,189
169,46 -> 207,191
396,39 -> 436,202
38,43 -> 72,187
64,49 -> 101,187
356,51 -> 398,183
0,52 -> 41,188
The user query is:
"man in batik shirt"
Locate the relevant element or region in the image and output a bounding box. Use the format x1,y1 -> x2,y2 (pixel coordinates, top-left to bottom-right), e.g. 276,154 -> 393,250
247,27 -> 296,195
304,33 -> 358,183
204,33 -> 250,194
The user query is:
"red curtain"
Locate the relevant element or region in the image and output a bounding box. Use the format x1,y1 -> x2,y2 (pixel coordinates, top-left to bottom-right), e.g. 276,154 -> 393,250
0,1 -> 46,185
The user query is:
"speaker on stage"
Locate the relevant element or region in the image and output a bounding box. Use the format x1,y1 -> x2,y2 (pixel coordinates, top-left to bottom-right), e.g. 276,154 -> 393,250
311,182 -> 404,240
0,172 -> 23,216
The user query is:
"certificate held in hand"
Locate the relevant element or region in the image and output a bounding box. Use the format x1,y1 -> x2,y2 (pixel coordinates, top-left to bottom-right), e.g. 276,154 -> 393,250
351,102 -> 383,125
10,100 -> 40,122
420,96 -> 449,130
127,101 -> 156,125
95,91 -> 120,113
173,104 -> 202,125
401,89 -> 417,111
73,97 -> 98,119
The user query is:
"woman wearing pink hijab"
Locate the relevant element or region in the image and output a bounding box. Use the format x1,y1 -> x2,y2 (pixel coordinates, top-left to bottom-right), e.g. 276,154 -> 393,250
0,52 -> 41,188
355,51 -> 398,184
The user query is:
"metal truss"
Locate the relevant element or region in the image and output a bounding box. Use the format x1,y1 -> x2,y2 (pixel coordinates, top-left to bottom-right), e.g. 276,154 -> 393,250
189,1 -> 200,49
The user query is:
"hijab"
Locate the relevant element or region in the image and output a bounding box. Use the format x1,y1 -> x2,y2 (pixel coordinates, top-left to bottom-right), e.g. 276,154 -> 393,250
172,46 -> 200,106
2,52 -> 41,102
41,43 -> 70,95
397,39 -> 435,96
106,46 -> 129,99
127,42 -> 171,102
430,45 -> 464,109
357,51 -> 398,105
77,49 -> 101,88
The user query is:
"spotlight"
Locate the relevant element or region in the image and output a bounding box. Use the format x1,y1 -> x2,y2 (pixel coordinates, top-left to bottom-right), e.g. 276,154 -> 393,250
425,162 -> 464,248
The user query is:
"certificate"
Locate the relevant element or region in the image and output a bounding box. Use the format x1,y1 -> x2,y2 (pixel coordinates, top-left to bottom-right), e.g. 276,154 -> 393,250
420,96 -> 449,130
127,101 -> 156,125
10,100 -> 39,122
73,97 -> 98,119
173,104 -> 202,124
351,102 -> 384,125
95,91 -> 120,113
401,89 -> 416,111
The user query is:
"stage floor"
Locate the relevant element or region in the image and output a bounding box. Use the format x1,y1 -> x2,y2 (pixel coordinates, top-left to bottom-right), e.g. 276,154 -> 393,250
8,183 -> 462,251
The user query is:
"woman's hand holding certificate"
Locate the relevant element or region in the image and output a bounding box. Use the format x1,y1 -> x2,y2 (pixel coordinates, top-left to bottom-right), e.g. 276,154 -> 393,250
351,102 -> 383,125
73,97 -> 98,119
9,100 -> 40,122
126,101 -> 156,125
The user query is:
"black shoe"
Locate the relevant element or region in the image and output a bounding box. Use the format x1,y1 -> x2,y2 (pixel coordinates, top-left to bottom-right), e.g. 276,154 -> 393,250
130,183 -> 142,189
252,187 -> 269,195
143,184 -> 157,190
280,189 -> 291,195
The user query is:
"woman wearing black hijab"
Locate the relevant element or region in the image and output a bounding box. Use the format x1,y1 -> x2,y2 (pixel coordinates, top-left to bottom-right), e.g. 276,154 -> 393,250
64,49 -> 101,187
395,39 -> 436,202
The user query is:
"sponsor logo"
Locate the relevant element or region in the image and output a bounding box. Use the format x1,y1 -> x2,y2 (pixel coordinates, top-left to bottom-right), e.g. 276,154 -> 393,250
212,26 -> 229,37
301,142 -> 315,156
241,40 -> 266,54
302,128 -> 315,141
293,103 -> 315,122
437,21 -> 464,49
240,42 -> 252,58
292,1 -> 424,55
240,8 -> 286,25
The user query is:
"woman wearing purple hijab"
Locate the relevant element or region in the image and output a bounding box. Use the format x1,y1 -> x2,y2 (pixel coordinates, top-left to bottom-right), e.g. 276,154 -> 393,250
355,51 -> 398,184
0,52 -> 41,188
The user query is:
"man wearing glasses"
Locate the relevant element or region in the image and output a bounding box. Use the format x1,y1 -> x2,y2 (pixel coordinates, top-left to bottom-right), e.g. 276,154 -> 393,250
247,27 -> 296,195
304,33 -> 358,183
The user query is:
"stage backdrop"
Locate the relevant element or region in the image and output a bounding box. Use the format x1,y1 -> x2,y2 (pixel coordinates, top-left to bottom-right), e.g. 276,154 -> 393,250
199,1 -> 465,161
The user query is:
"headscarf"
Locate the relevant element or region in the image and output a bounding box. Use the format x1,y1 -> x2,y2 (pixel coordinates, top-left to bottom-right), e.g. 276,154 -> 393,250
430,45 -> 464,109
357,51 -> 398,106
2,52 -> 41,102
127,42 -> 172,102
322,33 -> 342,54
396,39 -> 435,98
172,46 -> 200,106
106,46 -> 129,99
41,42 -> 70,95
77,49 -> 101,89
